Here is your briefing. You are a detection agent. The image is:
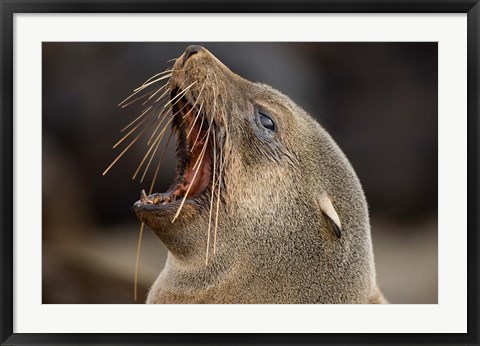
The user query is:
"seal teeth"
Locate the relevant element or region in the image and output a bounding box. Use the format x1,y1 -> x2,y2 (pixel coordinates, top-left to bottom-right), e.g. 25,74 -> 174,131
140,189 -> 156,204
142,192 -> 180,205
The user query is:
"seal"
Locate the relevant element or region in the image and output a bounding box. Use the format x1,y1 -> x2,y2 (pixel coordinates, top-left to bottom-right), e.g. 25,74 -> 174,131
132,45 -> 386,304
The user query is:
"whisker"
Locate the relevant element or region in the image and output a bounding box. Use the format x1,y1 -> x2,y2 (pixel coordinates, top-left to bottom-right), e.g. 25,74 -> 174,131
143,83 -> 170,106
149,160 -> 161,194
119,74 -> 171,108
119,90 -> 145,108
189,79 -> 207,110
189,115 -> 205,153
147,81 -> 201,145
182,79 -> 206,129
191,126 -> 211,172
134,73 -> 172,93
130,64 -> 182,302
145,108 -> 172,145
164,81 -> 197,109
178,83 -> 205,129
141,69 -> 173,87
206,127 -> 217,265
113,111 -> 153,149
146,102 -> 187,146
132,110 -> 174,302
154,116 -> 175,144
139,135 -> 163,182
120,90 -> 156,109
213,139 -> 223,255
133,222 -> 145,302
142,130 -> 174,184
131,125 -> 165,180
134,116 -> 173,180
132,130 -> 171,302
191,84 -> 214,168
186,102 -> 203,139
219,97 -> 231,173
102,122 -> 152,176
120,106 -> 153,133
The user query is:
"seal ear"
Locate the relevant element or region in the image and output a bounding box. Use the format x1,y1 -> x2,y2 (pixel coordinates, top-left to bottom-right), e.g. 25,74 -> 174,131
317,194 -> 342,239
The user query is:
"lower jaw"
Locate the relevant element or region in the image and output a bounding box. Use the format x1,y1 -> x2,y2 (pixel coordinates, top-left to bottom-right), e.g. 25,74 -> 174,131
133,191 -> 197,213
132,189 -> 211,227
133,196 -> 190,230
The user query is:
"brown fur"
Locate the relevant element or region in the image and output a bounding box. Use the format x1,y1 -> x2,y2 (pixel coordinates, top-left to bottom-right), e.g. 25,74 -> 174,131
135,46 -> 385,304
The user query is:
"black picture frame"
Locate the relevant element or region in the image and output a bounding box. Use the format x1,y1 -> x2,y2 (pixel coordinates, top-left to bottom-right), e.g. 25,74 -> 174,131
1,1 -> 479,345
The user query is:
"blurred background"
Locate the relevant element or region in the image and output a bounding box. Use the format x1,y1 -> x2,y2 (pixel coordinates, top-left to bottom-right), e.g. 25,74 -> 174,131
42,42 -> 437,304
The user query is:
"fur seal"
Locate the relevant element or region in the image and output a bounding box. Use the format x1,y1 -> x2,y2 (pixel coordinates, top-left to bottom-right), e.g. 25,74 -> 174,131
132,45 -> 386,304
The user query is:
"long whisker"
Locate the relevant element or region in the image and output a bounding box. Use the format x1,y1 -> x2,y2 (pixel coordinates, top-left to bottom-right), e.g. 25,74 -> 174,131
142,130 -> 174,184
180,88 -> 203,130
191,126 -> 211,172
213,140 -> 223,255
113,109 -> 154,149
186,102 -> 203,139
133,222 -> 145,302
145,107 -> 173,145
147,131 -> 171,195
164,81 -> 197,109
133,116 -> 173,181
120,90 -> 156,109
131,125 -> 171,302
219,90 -> 231,174
146,102 -> 188,146
131,125 -> 165,180
213,87 -> 230,255
132,131 -> 172,302
204,82 -> 219,263
131,122 -> 172,302
189,115 -> 205,153
130,64 -> 174,302
149,159 -> 161,194
161,79 -> 188,107
206,126 -> 217,264
181,79 -> 206,129
119,106 -> 153,133
139,134 -> 163,182
102,122 -> 152,176
143,83 -> 170,105
119,73 -> 171,107
141,69 -> 173,87
134,73 -> 172,93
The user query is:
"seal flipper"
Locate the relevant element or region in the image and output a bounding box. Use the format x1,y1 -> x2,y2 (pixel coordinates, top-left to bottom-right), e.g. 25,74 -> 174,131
317,194 -> 342,239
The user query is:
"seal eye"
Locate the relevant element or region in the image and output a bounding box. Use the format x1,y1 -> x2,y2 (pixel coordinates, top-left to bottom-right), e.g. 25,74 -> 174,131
259,111 -> 275,132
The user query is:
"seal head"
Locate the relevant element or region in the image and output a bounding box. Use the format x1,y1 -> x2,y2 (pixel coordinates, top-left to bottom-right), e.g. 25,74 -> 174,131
133,45 -> 384,304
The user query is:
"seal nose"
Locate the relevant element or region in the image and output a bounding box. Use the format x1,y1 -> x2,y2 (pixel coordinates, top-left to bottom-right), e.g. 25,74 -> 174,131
183,45 -> 203,65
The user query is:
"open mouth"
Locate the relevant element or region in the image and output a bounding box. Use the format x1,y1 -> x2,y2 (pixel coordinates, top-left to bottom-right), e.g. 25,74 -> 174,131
138,86 -> 213,207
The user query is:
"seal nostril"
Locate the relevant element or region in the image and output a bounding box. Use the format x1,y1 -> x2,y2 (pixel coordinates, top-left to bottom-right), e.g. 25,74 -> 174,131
183,45 -> 203,65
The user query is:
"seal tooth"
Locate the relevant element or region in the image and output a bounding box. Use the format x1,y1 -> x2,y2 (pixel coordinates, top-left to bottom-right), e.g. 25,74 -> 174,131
153,196 -> 160,204
140,189 -> 148,202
